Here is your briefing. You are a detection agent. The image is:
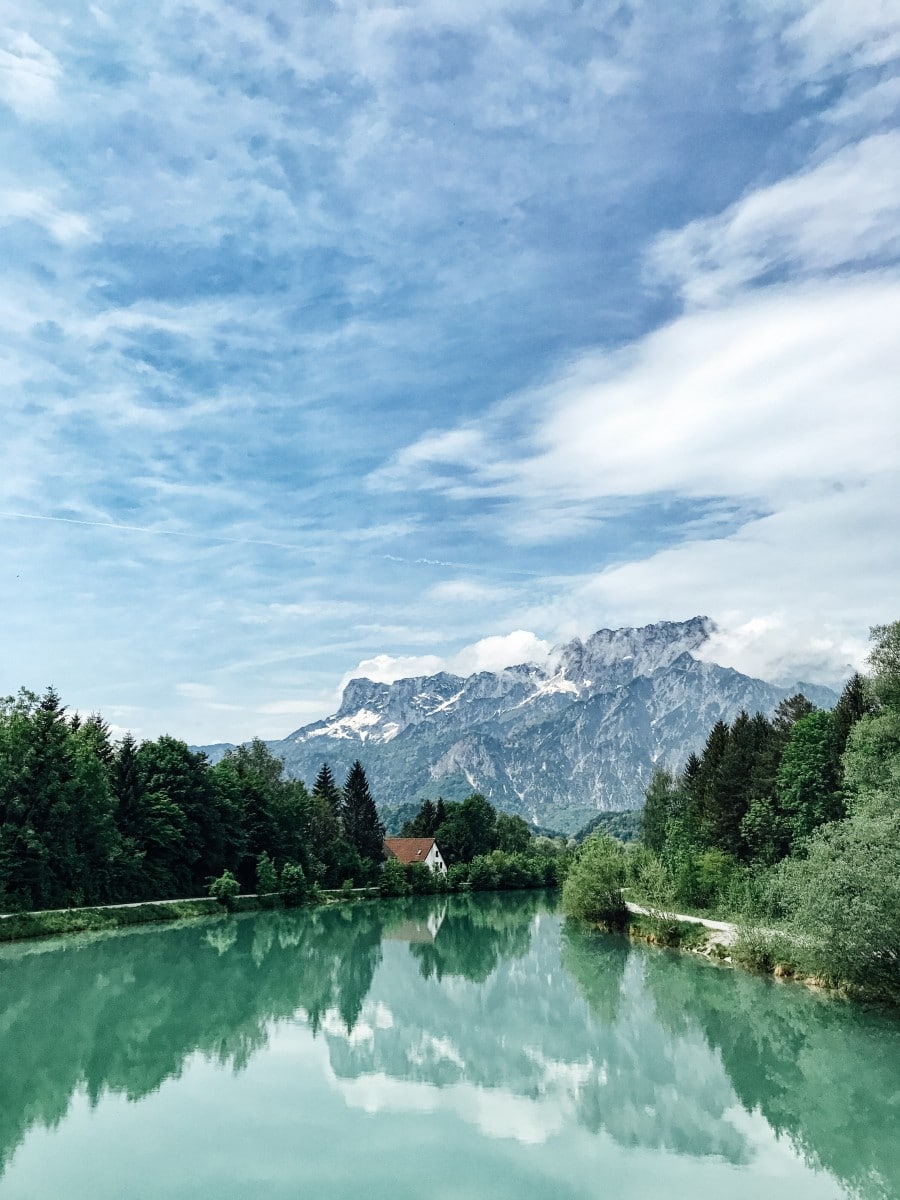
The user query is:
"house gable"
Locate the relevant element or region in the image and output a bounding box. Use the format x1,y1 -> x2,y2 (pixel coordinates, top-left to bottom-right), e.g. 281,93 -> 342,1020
383,837 -> 447,873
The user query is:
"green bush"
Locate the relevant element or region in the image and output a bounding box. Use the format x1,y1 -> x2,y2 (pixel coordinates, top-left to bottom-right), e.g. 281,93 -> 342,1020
732,925 -> 799,975
279,862 -> 308,906
406,862 -> 435,894
782,812 -> 900,1002
208,870 -> 240,910
446,863 -> 470,891
379,859 -> 409,897
467,854 -> 499,891
256,852 -> 279,902
561,835 -> 628,928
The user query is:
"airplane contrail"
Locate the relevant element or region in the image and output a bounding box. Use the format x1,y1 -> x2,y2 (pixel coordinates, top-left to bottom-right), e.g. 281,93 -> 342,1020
0,510 -> 310,551
381,552 -> 542,577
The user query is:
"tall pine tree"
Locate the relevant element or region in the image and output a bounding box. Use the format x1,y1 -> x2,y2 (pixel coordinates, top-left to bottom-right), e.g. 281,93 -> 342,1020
312,763 -> 342,820
342,761 -> 384,863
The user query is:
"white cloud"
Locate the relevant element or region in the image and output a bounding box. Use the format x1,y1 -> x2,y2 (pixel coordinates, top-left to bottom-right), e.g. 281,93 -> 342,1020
453,630 -> 552,675
342,652 -> 445,686
783,0 -> 900,75
826,76 -> 900,127
0,188 -> 95,244
174,682 -> 216,702
425,579 -> 513,605
515,477 -> 897,687
379,275 -> 900,532
647,134 -> 900,304
342,629 -> 553,686
0,31 -> 61,118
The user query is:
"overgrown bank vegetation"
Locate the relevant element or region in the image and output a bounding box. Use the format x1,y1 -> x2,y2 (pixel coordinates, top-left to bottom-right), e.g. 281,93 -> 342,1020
563,622 -> 900,1006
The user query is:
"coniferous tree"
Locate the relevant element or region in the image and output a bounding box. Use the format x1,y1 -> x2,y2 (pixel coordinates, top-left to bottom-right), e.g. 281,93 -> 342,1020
435,797 -> 447,829
706,711 -> 756,858
832,672 -> 875,757
312,762 -> 342,821
641,769 -> 678,854
681,752 -> 701,793
689,720 -> 729,845
776,710 -> 844,845
80,714 -> 115,767
400,797 -> 438,837
342,761 -> 385,863
111,733 -> 150,898
773,693 -> 816,737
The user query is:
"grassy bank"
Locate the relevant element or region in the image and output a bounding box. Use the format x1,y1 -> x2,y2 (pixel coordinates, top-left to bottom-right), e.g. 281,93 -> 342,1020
627,912 -> 724,954
0,897 -> 256,942
0,884 -> 394,944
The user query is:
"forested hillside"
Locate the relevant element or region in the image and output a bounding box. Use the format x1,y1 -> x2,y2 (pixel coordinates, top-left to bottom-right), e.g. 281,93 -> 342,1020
565,621 -> 900,1004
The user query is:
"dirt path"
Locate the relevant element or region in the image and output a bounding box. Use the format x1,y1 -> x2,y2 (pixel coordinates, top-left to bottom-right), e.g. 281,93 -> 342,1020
625,901 -> 738,946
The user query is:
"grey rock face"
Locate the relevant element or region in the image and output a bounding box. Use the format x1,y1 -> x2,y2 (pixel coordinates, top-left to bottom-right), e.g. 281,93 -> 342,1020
198,618 -> 838,834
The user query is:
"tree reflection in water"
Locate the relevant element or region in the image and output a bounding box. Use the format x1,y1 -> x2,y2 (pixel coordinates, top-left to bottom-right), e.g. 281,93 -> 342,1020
0,893 -> 896,1199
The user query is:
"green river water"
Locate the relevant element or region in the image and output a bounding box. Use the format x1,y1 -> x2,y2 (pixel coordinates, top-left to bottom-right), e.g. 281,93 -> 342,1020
0,891 -> 897,1199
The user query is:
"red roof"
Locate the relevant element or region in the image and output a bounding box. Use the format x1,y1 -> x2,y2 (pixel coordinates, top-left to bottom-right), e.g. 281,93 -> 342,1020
383,837 -> 438,864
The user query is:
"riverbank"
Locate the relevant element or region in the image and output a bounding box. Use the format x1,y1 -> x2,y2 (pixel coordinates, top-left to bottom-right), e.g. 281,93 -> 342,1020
620,900 -> 885,1005
0,887 -> 383,943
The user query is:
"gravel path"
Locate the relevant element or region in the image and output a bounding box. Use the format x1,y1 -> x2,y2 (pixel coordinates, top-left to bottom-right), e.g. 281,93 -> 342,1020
625,901 -> 738,946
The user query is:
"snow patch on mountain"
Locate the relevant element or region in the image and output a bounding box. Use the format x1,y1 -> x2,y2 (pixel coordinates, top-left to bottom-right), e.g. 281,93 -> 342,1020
198,618 -> 840,833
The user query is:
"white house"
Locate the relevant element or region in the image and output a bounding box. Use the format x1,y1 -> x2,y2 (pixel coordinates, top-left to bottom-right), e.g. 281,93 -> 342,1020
383,837 -> 447,874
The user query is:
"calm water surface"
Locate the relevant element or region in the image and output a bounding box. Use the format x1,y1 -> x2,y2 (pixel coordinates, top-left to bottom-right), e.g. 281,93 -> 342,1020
1,892 -> 897,1199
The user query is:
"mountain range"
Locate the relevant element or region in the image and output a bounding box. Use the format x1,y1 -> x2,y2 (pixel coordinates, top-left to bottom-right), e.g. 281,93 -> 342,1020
198,617 -> 838,834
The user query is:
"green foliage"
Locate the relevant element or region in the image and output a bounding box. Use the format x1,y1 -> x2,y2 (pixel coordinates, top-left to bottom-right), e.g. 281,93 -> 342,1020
434,793 -> 498,864
445,863 -> 470,891
577,809 -> 642,844
561,836 -> 628,928
255,851 -> 279,898
776,710 -> 844,844
0,898 -> 222,942
495,812 -> 532,854
868,620 -> 900,710
279,862 -> 308,905
342,760 -> 385,867
782,812 -> 900,1002
640,769 -> 677,853
379,858 -> 410,897
400,797 -> 440,838
633,619 -> 900,1002
404,861 -> 437,894
731,925 -> 799,975
633,851 -> 676,908
0,691 -> 426,916
841,710 -> 900,817
212,740 -> 309,889
208,869 -> 240,910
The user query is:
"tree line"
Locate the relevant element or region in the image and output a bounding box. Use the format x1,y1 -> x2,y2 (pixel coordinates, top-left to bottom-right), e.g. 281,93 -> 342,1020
0,690 -> 567,912
381,791 -> 567,895
0,690 -> 394,911
563,621 -> 900,1004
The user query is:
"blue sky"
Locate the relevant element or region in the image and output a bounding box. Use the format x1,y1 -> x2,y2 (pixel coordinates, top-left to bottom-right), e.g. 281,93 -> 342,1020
2,0 -> 898,743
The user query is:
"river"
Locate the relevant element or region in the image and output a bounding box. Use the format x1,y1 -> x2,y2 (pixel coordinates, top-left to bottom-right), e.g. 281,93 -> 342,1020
0,891 -> 897,1198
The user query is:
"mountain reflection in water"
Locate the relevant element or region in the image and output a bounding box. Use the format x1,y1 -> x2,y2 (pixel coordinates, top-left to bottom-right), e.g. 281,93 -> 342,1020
0,891 -> 897,1199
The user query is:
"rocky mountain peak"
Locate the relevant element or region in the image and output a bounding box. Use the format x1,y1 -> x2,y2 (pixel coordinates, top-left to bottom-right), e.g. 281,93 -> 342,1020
211,615 -> 838,834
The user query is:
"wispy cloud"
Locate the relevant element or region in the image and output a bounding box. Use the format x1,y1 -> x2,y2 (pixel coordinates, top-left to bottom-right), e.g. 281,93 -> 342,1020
0,30 -> 60,117
647,133 -> 900,304
1,0 -> 897,740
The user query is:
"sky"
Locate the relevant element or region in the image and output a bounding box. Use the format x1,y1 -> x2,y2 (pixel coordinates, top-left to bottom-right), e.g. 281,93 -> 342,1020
1,0 -> 899,744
